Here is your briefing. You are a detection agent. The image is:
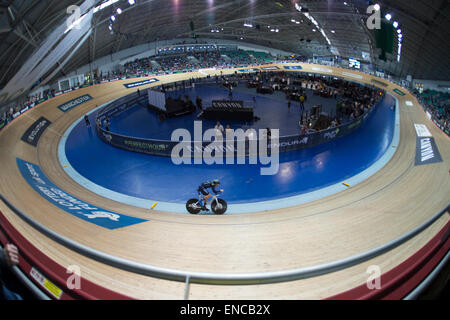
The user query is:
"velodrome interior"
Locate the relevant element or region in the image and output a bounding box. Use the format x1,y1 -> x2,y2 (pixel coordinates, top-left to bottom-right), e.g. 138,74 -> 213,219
0,0 -> 448,300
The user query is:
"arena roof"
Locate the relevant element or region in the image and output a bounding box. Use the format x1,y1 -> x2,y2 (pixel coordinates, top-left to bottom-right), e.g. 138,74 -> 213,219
0,0 -> 449,93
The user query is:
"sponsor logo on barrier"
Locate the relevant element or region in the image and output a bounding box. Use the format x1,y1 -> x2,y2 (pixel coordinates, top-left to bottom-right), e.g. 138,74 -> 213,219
260,66 -> 280,70
323,128 -> 340,140
17,158 -> 147,229
393,88 -> 406,96
269,137 -> 308,149
283,66 -> 303,70
30,267 -> 63,300
21,117 -> 52,147
124,78 -> 159,88
238,68 -> 260,73
414,137 -> 442,166
0,121 -> 5,130
12,112 -> 20,119
57,94 -> 93,112
124,140 -> 168,151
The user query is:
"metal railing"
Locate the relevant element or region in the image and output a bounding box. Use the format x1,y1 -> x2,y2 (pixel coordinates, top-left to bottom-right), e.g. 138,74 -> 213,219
94,80 -> 381,158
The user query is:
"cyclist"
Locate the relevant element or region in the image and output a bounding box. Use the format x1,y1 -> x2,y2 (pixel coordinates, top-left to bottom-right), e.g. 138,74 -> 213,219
198,179 -> 224,211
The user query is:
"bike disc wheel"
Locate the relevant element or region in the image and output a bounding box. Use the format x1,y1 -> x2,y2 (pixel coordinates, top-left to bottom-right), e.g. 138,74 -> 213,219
186,199 -> 201,214
212,199 -> 227,215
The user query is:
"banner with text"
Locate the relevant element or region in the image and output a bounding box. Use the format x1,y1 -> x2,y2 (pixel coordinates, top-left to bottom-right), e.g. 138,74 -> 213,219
17,158 -> 148,229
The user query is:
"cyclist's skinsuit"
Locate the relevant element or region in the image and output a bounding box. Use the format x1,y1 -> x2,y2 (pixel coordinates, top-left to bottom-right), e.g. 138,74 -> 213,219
198,181 -> 220,196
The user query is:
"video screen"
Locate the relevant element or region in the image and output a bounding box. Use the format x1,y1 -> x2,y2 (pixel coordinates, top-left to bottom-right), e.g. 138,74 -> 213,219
349,58 -> 361,69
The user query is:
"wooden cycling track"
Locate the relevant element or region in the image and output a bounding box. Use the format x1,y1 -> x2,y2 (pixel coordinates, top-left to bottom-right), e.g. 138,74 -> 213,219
0,63 -> 448,299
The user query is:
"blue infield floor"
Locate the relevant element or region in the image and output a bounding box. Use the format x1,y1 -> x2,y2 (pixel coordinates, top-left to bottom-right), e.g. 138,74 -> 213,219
60,89 -> 396,213
109,84 -> 344,139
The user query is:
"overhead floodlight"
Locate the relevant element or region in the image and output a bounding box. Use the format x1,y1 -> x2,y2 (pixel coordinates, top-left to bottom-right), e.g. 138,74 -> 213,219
385,13 -> 392,21
331,30 -> 335,33
93,0 -> 120,13
397,29 -> 402,34
374,4 -> 380,11
117,8 -> 122,14
128,0 -> 135,5
110,15 -> 116,22
393,21 -> 399,28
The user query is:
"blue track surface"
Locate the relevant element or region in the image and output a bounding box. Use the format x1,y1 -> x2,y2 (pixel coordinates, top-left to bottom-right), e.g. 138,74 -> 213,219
64,94 -> 395,205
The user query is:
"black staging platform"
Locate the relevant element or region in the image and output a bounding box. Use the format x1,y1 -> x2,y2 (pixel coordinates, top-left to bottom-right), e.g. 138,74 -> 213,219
199,100 -> 254,121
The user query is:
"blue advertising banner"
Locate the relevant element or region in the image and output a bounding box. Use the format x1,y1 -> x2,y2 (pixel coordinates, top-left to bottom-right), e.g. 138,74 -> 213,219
123,78 -> 159,88
283,66 -> 303,70
17,158 -> 148,229
237,68 -> 260,73
260,66 -> 280,70
57,94 -> 93,112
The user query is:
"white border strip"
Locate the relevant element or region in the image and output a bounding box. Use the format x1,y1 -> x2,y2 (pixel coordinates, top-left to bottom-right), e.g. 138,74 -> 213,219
58,95 -> 400,214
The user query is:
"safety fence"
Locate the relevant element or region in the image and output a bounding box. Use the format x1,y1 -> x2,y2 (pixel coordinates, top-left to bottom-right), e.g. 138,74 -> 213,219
95,90 -> 378,158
